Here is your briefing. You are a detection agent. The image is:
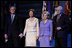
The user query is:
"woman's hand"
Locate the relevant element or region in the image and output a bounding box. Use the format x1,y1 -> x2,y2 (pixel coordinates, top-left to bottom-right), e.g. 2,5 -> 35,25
36,36 -> 38,39
38,38 -> 40,41
50,37 -> 52,41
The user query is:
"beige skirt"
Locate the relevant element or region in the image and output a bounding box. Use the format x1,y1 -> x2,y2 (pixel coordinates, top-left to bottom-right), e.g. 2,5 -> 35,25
25,32 -> 37,47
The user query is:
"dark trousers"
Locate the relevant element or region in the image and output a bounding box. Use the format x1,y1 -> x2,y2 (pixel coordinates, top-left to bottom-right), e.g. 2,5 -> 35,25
55,36 -> 67,47
19,36 -> 25,47
7,36 -> 25,47
7,35 -> 20,47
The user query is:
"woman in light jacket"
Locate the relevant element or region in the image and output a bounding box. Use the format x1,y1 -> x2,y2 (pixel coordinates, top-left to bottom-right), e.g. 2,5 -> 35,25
23,9 -> 39,47
39,11 -> 53,47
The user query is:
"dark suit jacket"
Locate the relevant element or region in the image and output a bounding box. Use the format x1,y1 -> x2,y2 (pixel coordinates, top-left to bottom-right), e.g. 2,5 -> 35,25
5,13 -> 24,38
53,13 -> 70,38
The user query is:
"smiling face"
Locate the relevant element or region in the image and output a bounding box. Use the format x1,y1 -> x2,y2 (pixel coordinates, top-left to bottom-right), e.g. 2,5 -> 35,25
57,8 -> 61,15
29,11 -> 34,17
43,13 -> 48,20
10,6 -> 15,14
56,6 -> 62,15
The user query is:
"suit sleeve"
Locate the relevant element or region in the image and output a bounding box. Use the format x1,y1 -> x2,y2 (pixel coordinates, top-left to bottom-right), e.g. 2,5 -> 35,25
18,17 -> 24,34
52,16 -> 56,38
61,15 -> 70,30
4,16 -> 8,34
36,19 -> 39,37
39,22 -> 41,37
49,20 -> 53,37
23,20 -> 28,36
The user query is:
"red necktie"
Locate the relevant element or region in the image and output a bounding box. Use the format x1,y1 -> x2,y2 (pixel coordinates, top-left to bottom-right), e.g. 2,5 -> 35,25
56,15 -> 60,23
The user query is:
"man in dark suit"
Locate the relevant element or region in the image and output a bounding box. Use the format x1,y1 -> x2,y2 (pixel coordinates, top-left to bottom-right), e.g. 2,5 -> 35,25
53,6 -> 70,47
4,6 -> 23,47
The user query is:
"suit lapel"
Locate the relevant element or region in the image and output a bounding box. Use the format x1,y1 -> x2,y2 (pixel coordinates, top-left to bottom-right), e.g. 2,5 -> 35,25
8,15 -> 11,24
55,15 -> 57,22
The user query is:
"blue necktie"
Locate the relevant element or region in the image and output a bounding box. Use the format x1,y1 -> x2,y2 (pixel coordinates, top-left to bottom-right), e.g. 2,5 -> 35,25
11,15 -> 14,23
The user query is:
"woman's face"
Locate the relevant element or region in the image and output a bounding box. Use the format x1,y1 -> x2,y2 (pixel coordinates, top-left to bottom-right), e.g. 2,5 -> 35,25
43,14 -> 47,20
29,11 -> 33,17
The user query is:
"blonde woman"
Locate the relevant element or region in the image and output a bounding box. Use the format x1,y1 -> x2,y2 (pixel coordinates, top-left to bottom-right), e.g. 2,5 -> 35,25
39,11 -> 53,47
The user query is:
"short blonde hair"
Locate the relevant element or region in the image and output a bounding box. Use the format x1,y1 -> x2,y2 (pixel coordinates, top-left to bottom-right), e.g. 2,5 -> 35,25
42,11 -> 50,20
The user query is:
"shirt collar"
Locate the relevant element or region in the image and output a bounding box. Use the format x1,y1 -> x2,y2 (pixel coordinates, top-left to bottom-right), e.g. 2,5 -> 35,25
11,14 -> 15,16
60,14 -> 61,17
57,14 -> 61,17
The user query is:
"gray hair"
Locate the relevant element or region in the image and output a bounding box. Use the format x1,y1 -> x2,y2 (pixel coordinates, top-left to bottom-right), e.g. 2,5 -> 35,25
9,6 -> 16,10
57,6 -> 63,13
